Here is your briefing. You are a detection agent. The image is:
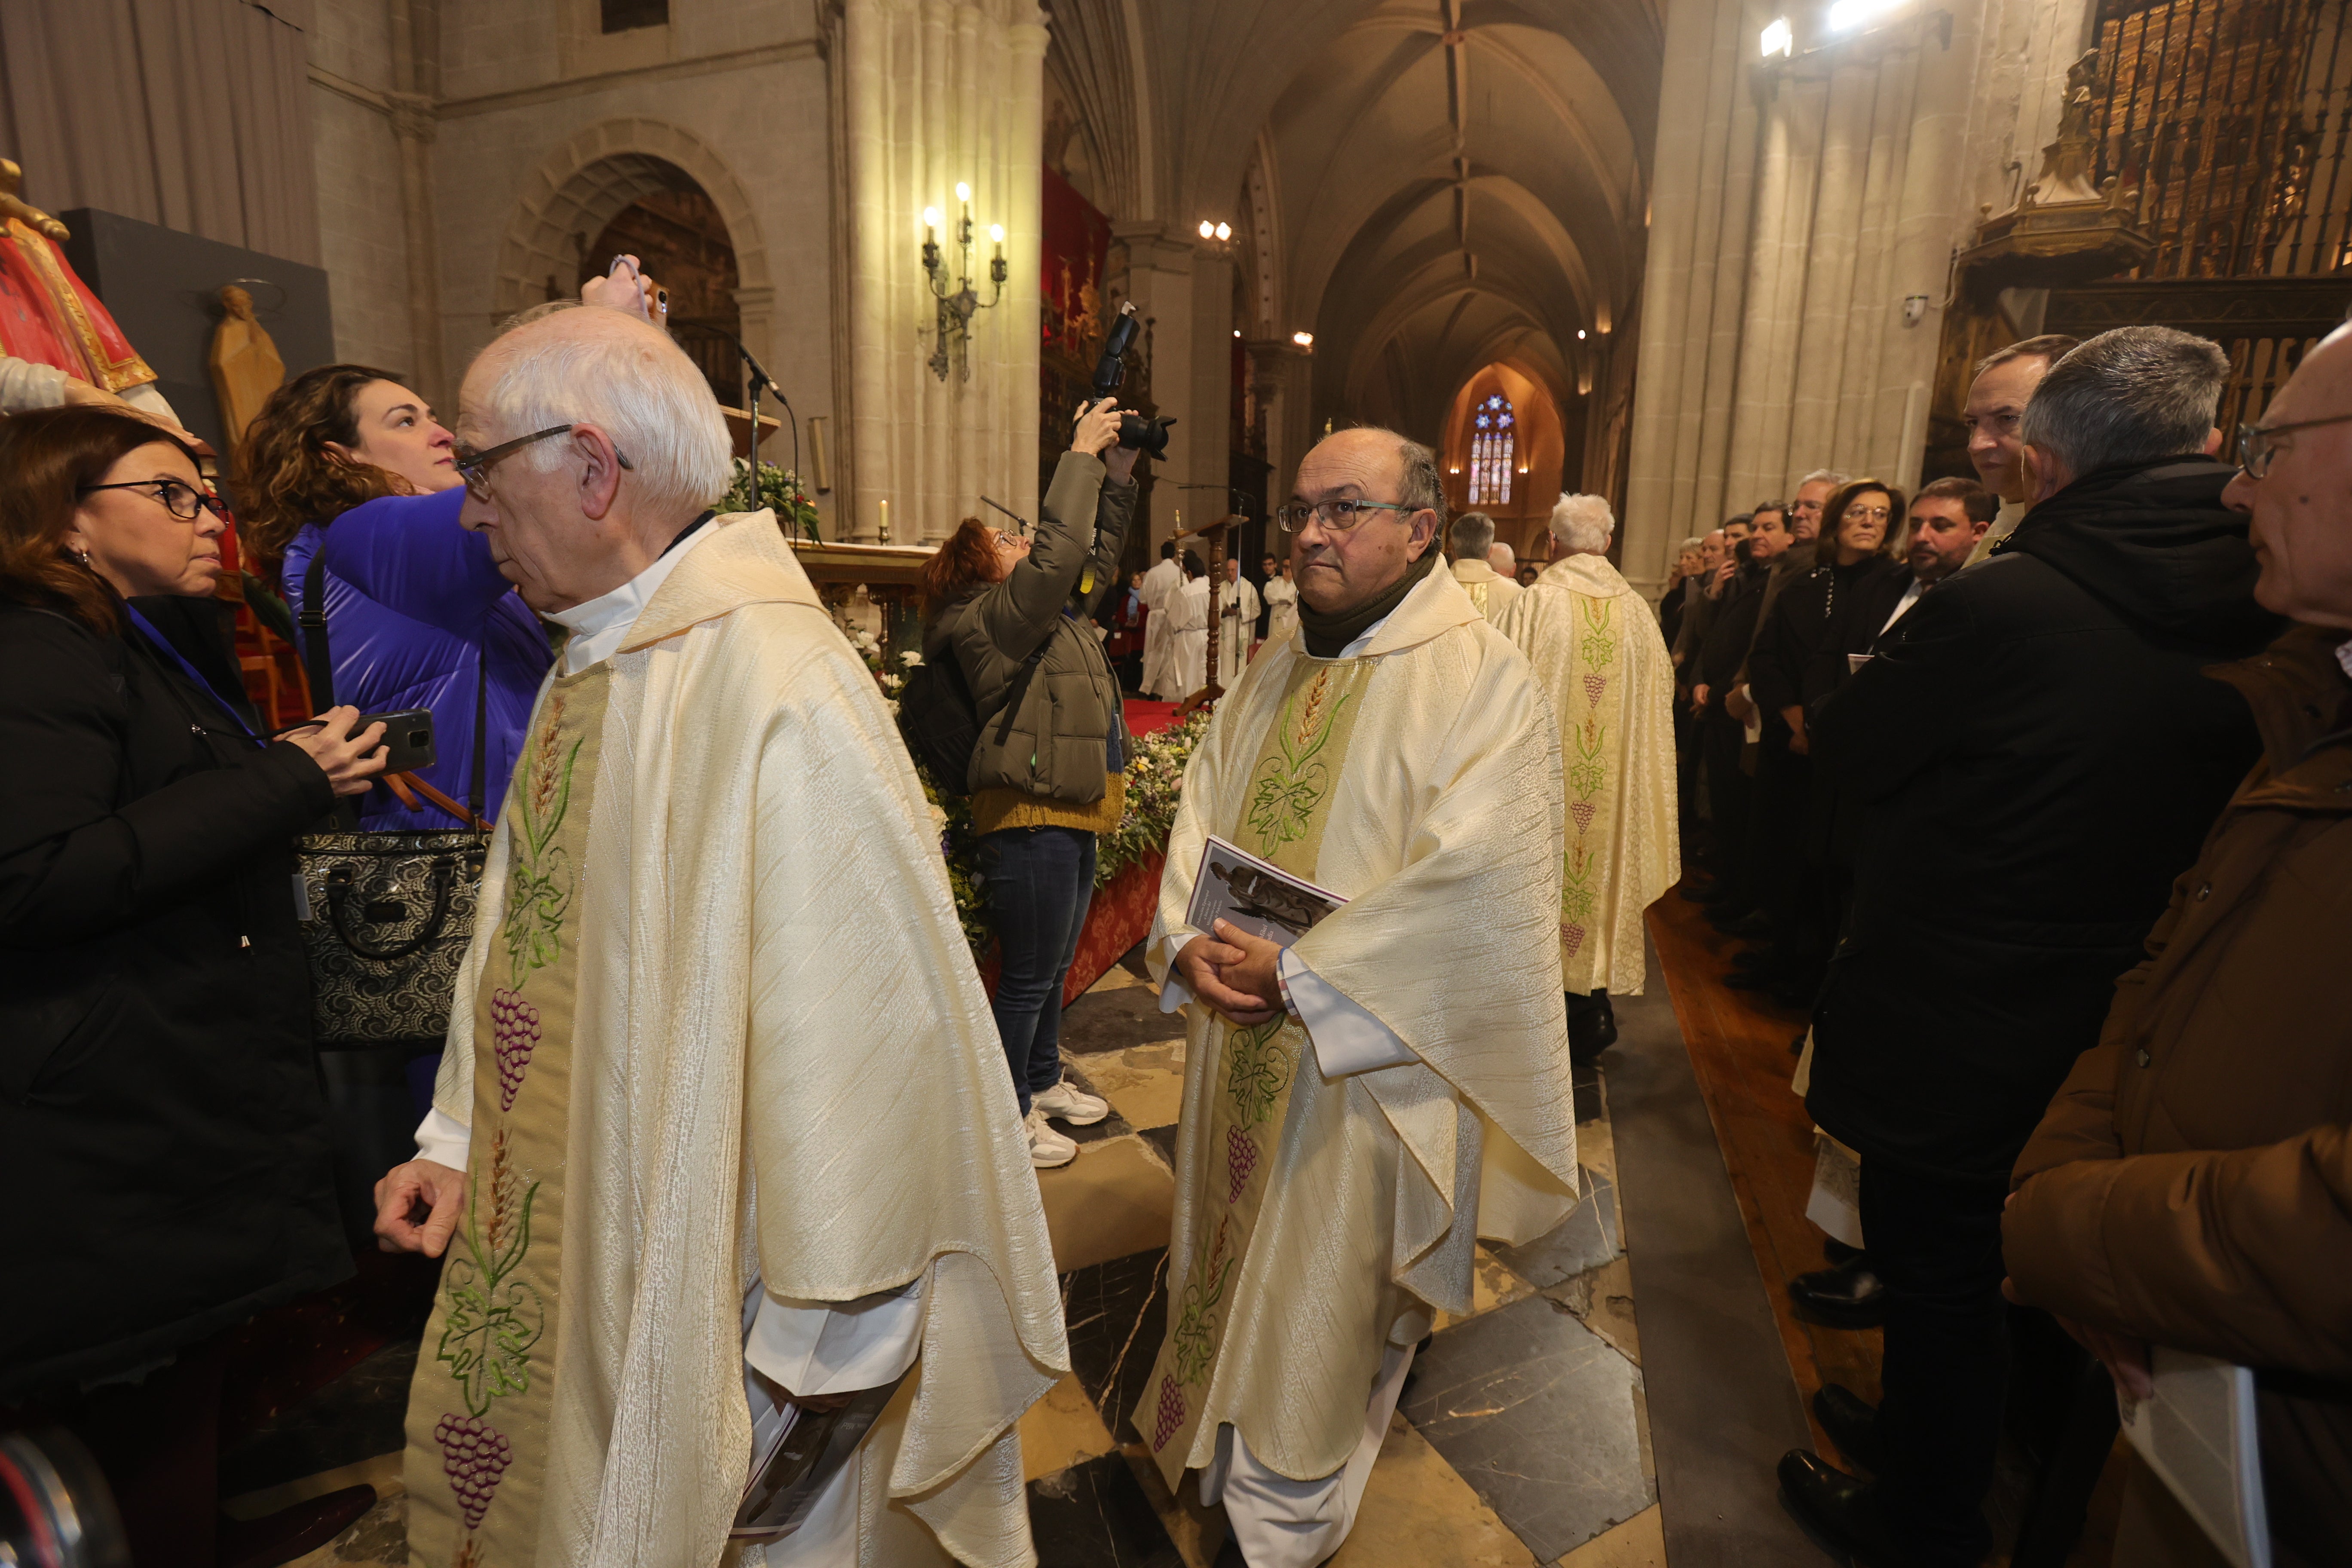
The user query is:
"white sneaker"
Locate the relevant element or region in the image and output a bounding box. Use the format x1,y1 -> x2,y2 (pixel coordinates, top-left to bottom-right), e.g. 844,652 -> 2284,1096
1027,1107 -> 1078,1168
1033,1078 -> 1111,1126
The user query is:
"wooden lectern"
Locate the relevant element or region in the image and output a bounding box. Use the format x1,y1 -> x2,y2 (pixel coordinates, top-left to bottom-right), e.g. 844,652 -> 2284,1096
1171,513 -> 1244,717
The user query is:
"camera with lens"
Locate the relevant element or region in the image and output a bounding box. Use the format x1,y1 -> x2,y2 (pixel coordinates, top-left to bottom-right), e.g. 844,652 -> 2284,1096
1090,302 -> 1176,459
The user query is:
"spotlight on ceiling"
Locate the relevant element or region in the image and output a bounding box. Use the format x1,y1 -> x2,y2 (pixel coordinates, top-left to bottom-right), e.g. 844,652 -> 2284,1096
1214,221 -> 1232,241
1577,328 -> 1588,340
1292,330 -> 1314,348
1233,329 -> 1242,338
1760,15 -> 1793,55
1824,0 -> 1896,31
1198,219 -> 1216,239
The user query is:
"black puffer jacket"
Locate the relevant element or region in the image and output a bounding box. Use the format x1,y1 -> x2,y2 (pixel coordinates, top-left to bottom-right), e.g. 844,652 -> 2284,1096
1807,456 -> 2281,1185
0,597 -> 347,1396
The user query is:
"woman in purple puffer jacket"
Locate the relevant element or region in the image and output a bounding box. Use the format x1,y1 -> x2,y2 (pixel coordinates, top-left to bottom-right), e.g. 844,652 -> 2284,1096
237,364 -> 550,831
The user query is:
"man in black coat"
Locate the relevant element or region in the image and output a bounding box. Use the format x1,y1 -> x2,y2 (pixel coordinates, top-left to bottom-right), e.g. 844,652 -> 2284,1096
1781,328 -> 2282,1568
1690,504 -> 1791,921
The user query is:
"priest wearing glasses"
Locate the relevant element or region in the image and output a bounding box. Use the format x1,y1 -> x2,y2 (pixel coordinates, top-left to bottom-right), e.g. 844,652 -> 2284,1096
1137,426 -> 1581,1565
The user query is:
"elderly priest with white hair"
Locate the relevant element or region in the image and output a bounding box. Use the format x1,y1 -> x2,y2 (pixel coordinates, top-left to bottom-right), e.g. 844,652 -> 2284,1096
1493,493 -> 1679,1065
1445,508 -> 1521,620
1138,426 -> 1582,1566
368,298 -> 1066,1566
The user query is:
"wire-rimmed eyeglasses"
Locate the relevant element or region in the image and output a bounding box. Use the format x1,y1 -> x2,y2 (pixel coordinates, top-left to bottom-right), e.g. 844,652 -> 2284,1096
1274,497 -> 1423,534
2237,411 -> 2352,479
453,423 -> 635,499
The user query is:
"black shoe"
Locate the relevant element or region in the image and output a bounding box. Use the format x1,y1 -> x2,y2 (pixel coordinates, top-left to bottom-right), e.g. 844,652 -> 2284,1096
1777,1451 -> 1905,1568
1813,1382 -> 1883,1473
1789,1255 -> 1887,1329
1567,990 -> 1618,1066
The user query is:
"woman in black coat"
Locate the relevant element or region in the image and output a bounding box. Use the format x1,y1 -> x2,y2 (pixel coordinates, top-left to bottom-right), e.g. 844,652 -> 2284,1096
0,407 -> 389,1563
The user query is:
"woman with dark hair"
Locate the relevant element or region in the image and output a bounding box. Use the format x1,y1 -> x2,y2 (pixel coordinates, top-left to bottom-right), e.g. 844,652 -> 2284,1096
237,363 -> 549,831
0,406 -> 391,1562
920,400 -> 1139,1167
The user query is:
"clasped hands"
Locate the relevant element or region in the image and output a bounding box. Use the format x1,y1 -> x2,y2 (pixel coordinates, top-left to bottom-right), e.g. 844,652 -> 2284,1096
1173,919 -> 1287,1026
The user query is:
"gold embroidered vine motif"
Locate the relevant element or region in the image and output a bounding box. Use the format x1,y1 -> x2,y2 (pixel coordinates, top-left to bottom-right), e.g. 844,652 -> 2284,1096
1246,668 -> 1350,850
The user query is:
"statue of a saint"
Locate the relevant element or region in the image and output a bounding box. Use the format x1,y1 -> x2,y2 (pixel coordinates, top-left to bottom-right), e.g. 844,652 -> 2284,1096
0,159 -> 178,422
208,285 -> 285,447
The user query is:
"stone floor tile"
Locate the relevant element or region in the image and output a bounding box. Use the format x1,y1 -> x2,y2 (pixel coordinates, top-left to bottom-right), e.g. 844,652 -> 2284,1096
1550,1502 -> 1664,1567
1081,1040 -> 1188,1133
1576,1117 -> 1617,1192
1138,1123 -> 1179,1171
1573,1060 -> 1606,1126
1493,1167 -> 1620,1291
1029,1450 -> 1186,1567
1060,1248 -> 1171,1446
1435,1246 -> 1539,1332
1326,1412 -> 1541,1568
1544,1254 -> 1639,1365
1402,1295 -> 1653,1562
1038,1134 -> 1175,1272
220,1341 -> 417,1497
1060,981 -> 1186,1059
1020,1371 -> 1121,1482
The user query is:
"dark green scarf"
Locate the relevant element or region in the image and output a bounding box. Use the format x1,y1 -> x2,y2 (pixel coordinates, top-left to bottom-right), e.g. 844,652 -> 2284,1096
1297,548 -> 1439,658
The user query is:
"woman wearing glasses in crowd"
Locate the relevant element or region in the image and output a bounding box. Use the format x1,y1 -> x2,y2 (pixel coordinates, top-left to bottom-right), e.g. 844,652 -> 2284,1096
0,406 -> 393,1562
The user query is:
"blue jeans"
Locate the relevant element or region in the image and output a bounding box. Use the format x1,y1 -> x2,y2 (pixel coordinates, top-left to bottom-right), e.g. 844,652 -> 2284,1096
974,826 -> 1096,1115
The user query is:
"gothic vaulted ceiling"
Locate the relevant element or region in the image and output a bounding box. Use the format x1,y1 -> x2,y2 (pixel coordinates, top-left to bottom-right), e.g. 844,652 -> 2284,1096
1051,0 -> 1663,444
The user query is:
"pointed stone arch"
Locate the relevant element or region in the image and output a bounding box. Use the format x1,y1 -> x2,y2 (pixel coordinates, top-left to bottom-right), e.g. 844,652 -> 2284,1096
491,118 -> 775,365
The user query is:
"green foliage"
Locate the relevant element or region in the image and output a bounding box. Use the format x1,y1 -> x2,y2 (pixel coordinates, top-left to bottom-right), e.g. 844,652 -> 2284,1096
724,458 -> 822,542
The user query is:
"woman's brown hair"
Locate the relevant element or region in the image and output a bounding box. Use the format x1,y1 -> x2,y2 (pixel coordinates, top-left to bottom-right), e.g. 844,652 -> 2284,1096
919,516 -> 1003,619
0,406 -> 197,634
1821,477 -> 1906,559
231,363 -> 415,565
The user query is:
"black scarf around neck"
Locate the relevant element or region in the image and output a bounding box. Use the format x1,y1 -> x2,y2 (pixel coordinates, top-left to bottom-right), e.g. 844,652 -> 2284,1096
1297,547 -> 1438,658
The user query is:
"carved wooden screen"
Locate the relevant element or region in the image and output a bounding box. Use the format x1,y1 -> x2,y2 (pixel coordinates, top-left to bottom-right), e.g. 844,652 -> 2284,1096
2051,0 -> 2352,429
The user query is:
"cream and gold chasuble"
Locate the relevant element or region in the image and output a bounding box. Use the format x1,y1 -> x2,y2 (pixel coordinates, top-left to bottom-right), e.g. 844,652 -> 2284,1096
1139,565 -> 1581,1487
401,514 -> 1066,1568
404,671 -> 603,1563
1491,555 -> 1679,997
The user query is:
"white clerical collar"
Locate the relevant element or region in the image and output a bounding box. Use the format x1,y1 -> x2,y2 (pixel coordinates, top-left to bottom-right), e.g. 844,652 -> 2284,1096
548,518 -> 718,674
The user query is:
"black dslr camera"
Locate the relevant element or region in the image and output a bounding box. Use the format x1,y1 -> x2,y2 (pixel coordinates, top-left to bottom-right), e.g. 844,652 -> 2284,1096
1091,301 -> 1176,459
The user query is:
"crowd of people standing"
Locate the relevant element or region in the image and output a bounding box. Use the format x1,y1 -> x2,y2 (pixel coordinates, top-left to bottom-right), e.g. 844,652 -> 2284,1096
1660,324 -> 2351,1568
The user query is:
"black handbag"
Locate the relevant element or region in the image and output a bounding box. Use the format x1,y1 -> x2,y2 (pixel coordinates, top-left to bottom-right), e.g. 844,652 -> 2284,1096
294,545 -> 496,1048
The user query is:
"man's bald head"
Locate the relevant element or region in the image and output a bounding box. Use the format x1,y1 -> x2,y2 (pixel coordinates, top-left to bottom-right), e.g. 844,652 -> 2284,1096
1487,541 -> 1516,575
1286,426 -> 1445,616
2223,322 -> 2352,628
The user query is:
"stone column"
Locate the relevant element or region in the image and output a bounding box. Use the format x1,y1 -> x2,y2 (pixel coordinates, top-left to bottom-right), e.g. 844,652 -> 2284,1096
1245,337 -> 1314,545
842,0 -> 1048,543
1116,223 -> 1225,550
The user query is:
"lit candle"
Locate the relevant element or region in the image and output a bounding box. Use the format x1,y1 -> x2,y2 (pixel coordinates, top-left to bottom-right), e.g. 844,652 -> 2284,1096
989,222 -> 1005,260
879,498 -> 891,542
922,206 -> 940,242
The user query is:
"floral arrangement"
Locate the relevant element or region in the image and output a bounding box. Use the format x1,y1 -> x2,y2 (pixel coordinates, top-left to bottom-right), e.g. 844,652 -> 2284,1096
723,457 -> 823,542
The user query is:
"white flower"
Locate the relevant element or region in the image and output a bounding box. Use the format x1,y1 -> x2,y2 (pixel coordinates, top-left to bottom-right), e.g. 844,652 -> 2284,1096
928,802 -> 948,830
900,651 -> 923,667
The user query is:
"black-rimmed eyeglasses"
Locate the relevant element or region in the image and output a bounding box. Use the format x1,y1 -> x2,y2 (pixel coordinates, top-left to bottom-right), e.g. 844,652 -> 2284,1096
77,479 -> 228,521
452,423 -> 635,499
2238,412 -> 2352,479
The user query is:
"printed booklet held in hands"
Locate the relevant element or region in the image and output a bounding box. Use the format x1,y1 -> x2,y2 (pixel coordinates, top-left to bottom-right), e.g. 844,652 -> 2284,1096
1187,835 -> 1348,947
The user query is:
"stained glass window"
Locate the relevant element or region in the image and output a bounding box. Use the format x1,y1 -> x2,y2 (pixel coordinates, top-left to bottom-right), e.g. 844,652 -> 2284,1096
1468,393 -> 1515,505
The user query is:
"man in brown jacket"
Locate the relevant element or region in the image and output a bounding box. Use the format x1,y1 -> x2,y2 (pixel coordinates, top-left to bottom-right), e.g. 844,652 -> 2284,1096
2005,326 -> 2352,1568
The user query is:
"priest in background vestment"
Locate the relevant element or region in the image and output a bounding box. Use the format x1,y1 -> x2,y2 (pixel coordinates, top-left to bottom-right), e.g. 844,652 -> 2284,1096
1215,555 -> 1261,680
370,301 -> 1066,1568
1445,509 -> 1521,620
1140,540 -> 1184,698
1492,492 -> 1679,1066
1138,427 -> 1580,1567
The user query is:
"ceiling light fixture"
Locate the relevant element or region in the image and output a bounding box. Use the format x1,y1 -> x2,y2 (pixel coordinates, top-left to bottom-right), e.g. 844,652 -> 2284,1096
1214,221 -> 1231,241
1824,0 -> 1896,32
1760,15 -> 1793,55
1292,330 -> 1314,348
1198,219 -> 1215,239
1576,328 -> 1588,340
